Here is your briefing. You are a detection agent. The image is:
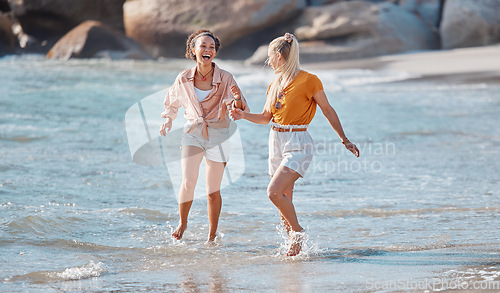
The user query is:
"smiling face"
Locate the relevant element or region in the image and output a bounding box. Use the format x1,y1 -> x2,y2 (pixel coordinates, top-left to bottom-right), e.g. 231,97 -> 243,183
193,35 -> 217,65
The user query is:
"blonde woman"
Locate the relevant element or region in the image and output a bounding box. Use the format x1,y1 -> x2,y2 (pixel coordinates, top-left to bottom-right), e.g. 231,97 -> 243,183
160,29 -> 248,243
230,33 -> 359,256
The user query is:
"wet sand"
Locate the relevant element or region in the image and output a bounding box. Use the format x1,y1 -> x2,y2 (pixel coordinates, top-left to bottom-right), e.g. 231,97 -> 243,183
303,44 -> 500,84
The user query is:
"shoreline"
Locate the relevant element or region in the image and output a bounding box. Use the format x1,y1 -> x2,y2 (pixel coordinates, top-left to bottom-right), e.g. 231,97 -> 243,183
301,44 -> 500,84
3,44 -> 500,84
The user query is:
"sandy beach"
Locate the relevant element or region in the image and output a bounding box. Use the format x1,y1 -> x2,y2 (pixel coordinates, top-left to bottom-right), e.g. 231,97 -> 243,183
303,44 -> 500,84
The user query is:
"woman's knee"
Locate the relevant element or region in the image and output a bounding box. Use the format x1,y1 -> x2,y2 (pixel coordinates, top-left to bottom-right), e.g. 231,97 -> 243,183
267,185 -> 281,202
181,178 -> 196,193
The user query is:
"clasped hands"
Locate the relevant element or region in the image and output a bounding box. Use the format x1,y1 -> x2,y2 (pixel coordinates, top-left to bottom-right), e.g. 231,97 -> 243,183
229,86 -> 245,120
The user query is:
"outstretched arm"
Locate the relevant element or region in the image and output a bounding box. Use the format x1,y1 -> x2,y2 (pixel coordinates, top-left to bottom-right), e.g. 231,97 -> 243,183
230,107 -> 272,125
230,86 -> 272,124
313,90 -> 359,157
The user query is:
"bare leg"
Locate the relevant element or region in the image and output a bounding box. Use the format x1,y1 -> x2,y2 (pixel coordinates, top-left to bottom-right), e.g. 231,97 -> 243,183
268,166 -> 302,232
279,183 -> 295,238
205,159 -> 226,242
172,146 -> 204,240
267,166 -> 304,256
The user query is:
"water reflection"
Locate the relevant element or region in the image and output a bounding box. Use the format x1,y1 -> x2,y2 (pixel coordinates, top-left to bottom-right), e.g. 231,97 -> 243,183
178,269 -> 227,293
276,261 -> 307,293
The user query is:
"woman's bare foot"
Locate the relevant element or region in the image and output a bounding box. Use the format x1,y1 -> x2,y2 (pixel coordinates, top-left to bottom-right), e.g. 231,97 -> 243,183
204,233 -> 217,244
287,242 -> 301,256
171,223 -> 187,240
204,239 -> 216,246
286,230 -> 305,256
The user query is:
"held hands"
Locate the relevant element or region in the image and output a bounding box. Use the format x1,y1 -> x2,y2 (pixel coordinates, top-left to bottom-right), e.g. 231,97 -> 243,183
230,85 -> 243,110
230,85 -> 242,102
159,119 -> 172,136
230,108 -> 244,120
229,85 -> 245,120
343,141 -> 360,157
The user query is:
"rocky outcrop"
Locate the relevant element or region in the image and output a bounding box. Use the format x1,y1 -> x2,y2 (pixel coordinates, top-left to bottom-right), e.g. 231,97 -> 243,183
294,1 -> 378,40
123,0 -> 306,58
440,0 -> 500,49
3,0 -> 499,62
399,0 -> 442,30
0,12 -> 15,56
46,20 -> 151,60
248,1 -> 439,64
8,0 -> 125,52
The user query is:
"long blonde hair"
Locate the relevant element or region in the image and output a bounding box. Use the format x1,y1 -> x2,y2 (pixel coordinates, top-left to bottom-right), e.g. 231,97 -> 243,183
264,34 -> 300,112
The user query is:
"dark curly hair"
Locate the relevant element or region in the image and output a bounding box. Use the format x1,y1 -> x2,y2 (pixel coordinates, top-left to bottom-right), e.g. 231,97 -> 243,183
185,29 -> 221,60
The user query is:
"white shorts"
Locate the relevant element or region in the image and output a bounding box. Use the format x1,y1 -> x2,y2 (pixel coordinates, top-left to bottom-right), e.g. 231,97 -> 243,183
268,128 -> 314,177
181,124 -> 231,163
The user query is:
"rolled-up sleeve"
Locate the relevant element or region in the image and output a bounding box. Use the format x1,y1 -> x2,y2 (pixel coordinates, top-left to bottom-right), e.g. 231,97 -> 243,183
161,80 -> 182,121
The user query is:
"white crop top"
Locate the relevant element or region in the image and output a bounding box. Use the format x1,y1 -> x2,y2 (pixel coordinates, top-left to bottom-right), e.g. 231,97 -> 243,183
194,87 -> 212,102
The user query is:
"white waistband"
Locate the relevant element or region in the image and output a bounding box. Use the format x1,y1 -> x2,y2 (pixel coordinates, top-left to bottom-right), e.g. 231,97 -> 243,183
271,122 -> 309,130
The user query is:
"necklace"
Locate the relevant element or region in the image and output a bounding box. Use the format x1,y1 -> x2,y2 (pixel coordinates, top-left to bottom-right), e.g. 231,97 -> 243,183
198,66 -> 213,81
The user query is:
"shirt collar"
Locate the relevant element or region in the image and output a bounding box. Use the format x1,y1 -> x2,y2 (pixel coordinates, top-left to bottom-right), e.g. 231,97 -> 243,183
187,62 -> 222,85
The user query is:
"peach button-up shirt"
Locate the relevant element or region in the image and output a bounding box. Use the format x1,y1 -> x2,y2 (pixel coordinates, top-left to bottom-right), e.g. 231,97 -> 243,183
161,63 -> 248,140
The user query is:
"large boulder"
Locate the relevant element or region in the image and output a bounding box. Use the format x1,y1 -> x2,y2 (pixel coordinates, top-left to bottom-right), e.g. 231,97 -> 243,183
248,1 -> 438,64
123,0 -> 306,58
8,0 -> 125,52
399,0 -> 443,30
0,12 -> 15,56
46,20 -> 151,60
440,0 -> 500,49
294,1 -> 378,40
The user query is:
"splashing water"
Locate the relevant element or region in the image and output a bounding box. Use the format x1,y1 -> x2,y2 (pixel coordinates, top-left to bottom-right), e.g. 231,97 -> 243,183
4,261 -> 106,284
275,224 -> 319,259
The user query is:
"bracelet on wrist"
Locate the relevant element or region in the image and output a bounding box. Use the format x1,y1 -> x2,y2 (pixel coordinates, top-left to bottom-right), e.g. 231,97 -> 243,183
233,97 -> 242,101
342,140 -> 350,145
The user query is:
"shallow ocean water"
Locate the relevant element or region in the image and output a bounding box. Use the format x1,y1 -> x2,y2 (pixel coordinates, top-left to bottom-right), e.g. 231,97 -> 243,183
1,55 -> 499,292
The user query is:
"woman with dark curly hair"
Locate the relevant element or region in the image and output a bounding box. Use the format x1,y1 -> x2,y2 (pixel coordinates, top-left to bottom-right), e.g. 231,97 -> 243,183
160,29 -> 249,243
